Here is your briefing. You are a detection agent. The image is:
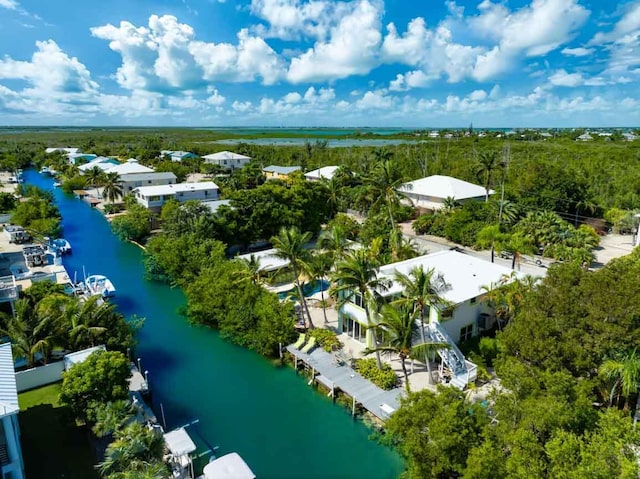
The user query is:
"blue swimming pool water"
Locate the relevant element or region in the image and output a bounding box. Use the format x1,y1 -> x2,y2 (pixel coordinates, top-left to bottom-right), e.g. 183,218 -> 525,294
25,170 -> 403,479
277,279 -> 330,300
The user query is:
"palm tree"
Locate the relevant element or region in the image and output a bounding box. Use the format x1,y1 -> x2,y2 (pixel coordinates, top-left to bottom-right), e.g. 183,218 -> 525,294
442,196 -> 459,213
102,171 -> 123,203
393,266 -> 450,383
476,150 -> 500,202
106,461 -> 169,479
92,400 -> 136,438
61,295 -> 111,349
303,252 -> 333,324
366,303 -> 450,392
271,227 -> 314,328
236,254 -> 263,285
0,299 -> 56,366
476,224 -> 507,263
599,350 -> 640,407
365,151 -> 407,230
505,232 -> 536,270
330,249 -> 389,368
85,166 -> 105,188
317,225 -> 353,264
99,422 -> 165,475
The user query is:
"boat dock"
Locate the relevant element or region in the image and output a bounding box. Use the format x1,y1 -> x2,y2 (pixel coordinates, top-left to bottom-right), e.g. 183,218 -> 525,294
286,345 -> 404,420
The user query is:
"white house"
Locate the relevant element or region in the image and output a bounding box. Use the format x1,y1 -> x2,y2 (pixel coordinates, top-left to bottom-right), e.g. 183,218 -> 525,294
202,151 -> 251,170
236,248 -> 289,273
105,159 -> 154,176
304,166 -> 339,181
119,172 -> 177,193
338,250 -> 520,388
397,175 -> 493,210
338,250 -> 516,347
45,147 -> 80,155
160,150 -> 198,162
133,181 -> 219,211
78,157 -> 120,173
0,342 -> 25,479
263,165 -> 301,180
576,133 -> 593,141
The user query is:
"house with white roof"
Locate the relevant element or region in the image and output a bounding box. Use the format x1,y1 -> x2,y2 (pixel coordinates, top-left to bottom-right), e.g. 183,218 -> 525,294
236,248 -> 289,273
304,166 -> 339,181
203,151 -> 251,170
338,250 -> 520,388
160,150 -> 199,162
45,147 -> 80,155
133,181 -> 219,211
67,153 -> 97,165
623,133 -> 638,142
576,133 -> 593,141
397,175 -> 493,210
78,157 -> 120,173
105,159 -> 154,176
263,165 -> 301,180
119,172 -> 177,193
0,342 -> 25,479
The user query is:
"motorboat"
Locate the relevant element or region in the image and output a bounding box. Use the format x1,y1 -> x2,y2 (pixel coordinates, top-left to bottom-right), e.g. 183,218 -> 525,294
53,181 -> 61,188
85,274 -> 116,298
48,238 -> 71,255
199,453 -> 255,479
40,166 -> 51,175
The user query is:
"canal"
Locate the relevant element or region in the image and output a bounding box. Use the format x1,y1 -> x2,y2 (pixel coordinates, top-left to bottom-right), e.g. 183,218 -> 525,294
25,170 -> 403,479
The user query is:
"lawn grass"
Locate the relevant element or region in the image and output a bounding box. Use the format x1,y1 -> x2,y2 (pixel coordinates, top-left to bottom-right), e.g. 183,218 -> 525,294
19,383 -> 100,479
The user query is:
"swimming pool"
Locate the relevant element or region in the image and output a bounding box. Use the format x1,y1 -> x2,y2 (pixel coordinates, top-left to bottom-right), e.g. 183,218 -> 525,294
277,279 -> 330,300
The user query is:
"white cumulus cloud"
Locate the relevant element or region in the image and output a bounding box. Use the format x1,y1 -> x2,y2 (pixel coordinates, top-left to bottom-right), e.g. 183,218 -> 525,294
561,47 -> 594,56
0,0 -> 18,10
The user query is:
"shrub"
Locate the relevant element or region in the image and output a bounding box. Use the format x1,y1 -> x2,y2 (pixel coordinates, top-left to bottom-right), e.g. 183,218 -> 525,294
413,214 -> 434,234
478,337 -> 499,366
0,192 -> 17,212
61,176 -> 87,195
354,358 -> 399,390
310,328 -> 341,352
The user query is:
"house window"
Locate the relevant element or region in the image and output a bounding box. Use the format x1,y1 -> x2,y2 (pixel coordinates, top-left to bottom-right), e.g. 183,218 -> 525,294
149,195 -> 160,201
350,292 -> 364,308
148,180 -> 152,184
470,297 -> 476,304
204,190 -> 208,196
460,324 -> 474,342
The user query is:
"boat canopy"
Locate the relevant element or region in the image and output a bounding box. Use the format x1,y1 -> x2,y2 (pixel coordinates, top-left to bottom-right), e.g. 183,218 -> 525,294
164,428 -> 197,456
203,453 -> 255,479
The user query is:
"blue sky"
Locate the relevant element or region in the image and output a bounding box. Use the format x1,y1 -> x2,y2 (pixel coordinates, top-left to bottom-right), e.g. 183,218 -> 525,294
0,0 -> 639,127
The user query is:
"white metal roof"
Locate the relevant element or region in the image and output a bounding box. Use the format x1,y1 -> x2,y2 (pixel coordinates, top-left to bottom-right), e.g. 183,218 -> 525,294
46,147 -> 80,154
378,250 -> 519,304
164,428 -> 197,456
63,345 -> 106,371
203,453 -> 255,479
201,199 -> 231,213
0,342 -> 19,418
133,181 -> 219,197
304,166 -> 339,181
78,157 -> 119,172
105,160 -> 154,175
119,172 -> 177,182
398,175 -> 493,200
236,248 -> 289,272
203,151 -> 251,161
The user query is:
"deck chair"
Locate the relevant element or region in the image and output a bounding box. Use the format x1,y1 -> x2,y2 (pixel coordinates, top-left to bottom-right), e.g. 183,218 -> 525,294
293,333 -> 306,350
300,336 -> 317,354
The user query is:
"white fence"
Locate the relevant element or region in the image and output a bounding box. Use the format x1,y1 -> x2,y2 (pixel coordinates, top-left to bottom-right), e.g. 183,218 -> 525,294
15,361 -> 65,392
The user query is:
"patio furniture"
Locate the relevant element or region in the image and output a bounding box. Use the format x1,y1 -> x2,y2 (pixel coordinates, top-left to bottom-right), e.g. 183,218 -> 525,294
292,333 -> 306,350
300,336 -> 317,354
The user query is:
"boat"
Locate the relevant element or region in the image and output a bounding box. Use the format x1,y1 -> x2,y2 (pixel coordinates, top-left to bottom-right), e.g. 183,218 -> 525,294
53,181 -> 61,188
46,237 -> 71,255
85,274 -> 116,298
40,166 -> 51,175
199,453 -> 256,479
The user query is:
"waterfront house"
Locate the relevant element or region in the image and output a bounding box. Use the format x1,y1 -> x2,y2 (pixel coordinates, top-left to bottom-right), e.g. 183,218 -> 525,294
397,175 -> 492,210
576,133 -> 593,141
203,151 -> 251,170
200,199 -> 231,214
263,165 -> 301,180
133,181 -> 219,211
67,153 -> 98,165
0,342 -> 25,479
338,250 -> 515,347
105,159 -> 154,176
119,172 -> 177,193
78,157 -> 120,173
304,166 -> 339,181
160,150 -> 199,162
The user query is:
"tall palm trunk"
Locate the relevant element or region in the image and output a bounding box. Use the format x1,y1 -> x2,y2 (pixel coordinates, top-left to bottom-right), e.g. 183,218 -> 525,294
364,303 -> 383,369
419,307 -> 434,384
400,353 -> 410,392
293,264 -> 314,329
386,194 -> 396,231
320,286 -> 328,325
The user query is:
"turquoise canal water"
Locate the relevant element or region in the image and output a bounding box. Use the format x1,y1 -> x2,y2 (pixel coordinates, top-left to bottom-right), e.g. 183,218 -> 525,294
25,170 -> 403,479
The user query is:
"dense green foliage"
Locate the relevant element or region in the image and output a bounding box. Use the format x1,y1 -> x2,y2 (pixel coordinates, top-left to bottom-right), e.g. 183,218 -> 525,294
0,192 -> 17,212
59,350 -> 131,423
111,199 -> 152,243
309,328 -> 341,352
353,358 -> 398,390
11,185 -> 62,237
0,285 -> 140,367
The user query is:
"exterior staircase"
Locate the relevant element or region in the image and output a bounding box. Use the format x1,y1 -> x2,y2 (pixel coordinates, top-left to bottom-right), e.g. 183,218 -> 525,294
426,321 -> 477,389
